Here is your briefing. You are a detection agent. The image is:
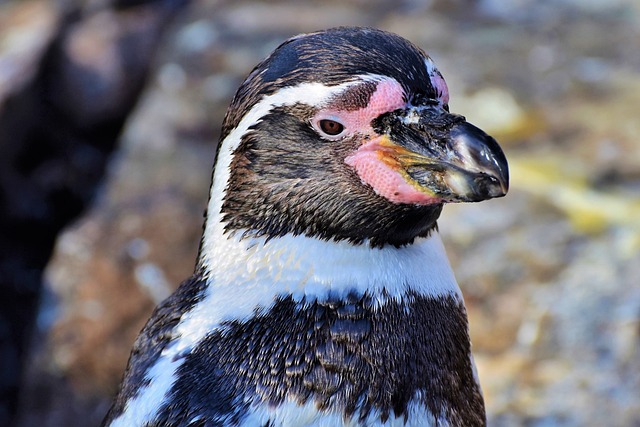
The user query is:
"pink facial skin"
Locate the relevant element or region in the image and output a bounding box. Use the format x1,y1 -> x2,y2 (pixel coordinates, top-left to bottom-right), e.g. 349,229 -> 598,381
313,79 -> 406,137
344,137 -> 443,205
312,73 -> 448,206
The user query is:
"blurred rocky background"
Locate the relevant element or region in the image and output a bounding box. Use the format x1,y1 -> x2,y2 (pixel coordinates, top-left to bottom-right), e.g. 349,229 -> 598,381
0,0 -> 638,426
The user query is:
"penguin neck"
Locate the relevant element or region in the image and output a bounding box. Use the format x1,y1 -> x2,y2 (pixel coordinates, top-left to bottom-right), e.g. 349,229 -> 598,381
197,195 -> 463,325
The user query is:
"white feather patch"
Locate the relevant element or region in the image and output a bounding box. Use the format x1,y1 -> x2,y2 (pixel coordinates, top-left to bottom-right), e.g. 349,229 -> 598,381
195,232 -> 460,326
240,391 -> 449,427
109,356 -> 183,427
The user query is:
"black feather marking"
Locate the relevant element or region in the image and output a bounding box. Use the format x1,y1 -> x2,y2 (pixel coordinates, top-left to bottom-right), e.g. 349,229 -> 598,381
326,81 -> 378,112
147,292 -> 485,426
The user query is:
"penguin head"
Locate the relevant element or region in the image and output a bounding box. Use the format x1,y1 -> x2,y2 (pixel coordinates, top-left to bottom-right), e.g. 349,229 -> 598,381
211,27 -> 508,248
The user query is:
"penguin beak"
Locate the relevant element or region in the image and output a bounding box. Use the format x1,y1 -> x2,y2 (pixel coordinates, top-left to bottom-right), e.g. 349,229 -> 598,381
371,106 -> 509,203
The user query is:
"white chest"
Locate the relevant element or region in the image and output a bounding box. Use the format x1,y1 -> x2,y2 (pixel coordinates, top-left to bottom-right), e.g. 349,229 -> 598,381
195,231 -> 462,322
240,396 -> 450,427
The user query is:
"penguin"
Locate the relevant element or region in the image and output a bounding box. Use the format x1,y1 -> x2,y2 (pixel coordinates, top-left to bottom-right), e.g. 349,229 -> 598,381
102,27 -> 509,427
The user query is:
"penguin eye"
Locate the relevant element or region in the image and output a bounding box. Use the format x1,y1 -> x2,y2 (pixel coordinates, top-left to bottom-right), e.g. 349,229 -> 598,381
318,119 -> 345,136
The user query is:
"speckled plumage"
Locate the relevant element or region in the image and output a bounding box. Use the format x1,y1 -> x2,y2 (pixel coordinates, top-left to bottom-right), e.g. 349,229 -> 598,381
149,292 -> 482,426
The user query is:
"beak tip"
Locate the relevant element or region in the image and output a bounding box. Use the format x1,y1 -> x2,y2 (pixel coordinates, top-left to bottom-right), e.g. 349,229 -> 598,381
470,172 -> 509,201
492,166 -> 510,198
460,123 -> 509,201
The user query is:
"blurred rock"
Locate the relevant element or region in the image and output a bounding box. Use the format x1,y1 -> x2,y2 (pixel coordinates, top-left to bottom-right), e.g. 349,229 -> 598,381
454,87 -> 544,144
50,4 -> 177,129
0,0 -> 60,112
